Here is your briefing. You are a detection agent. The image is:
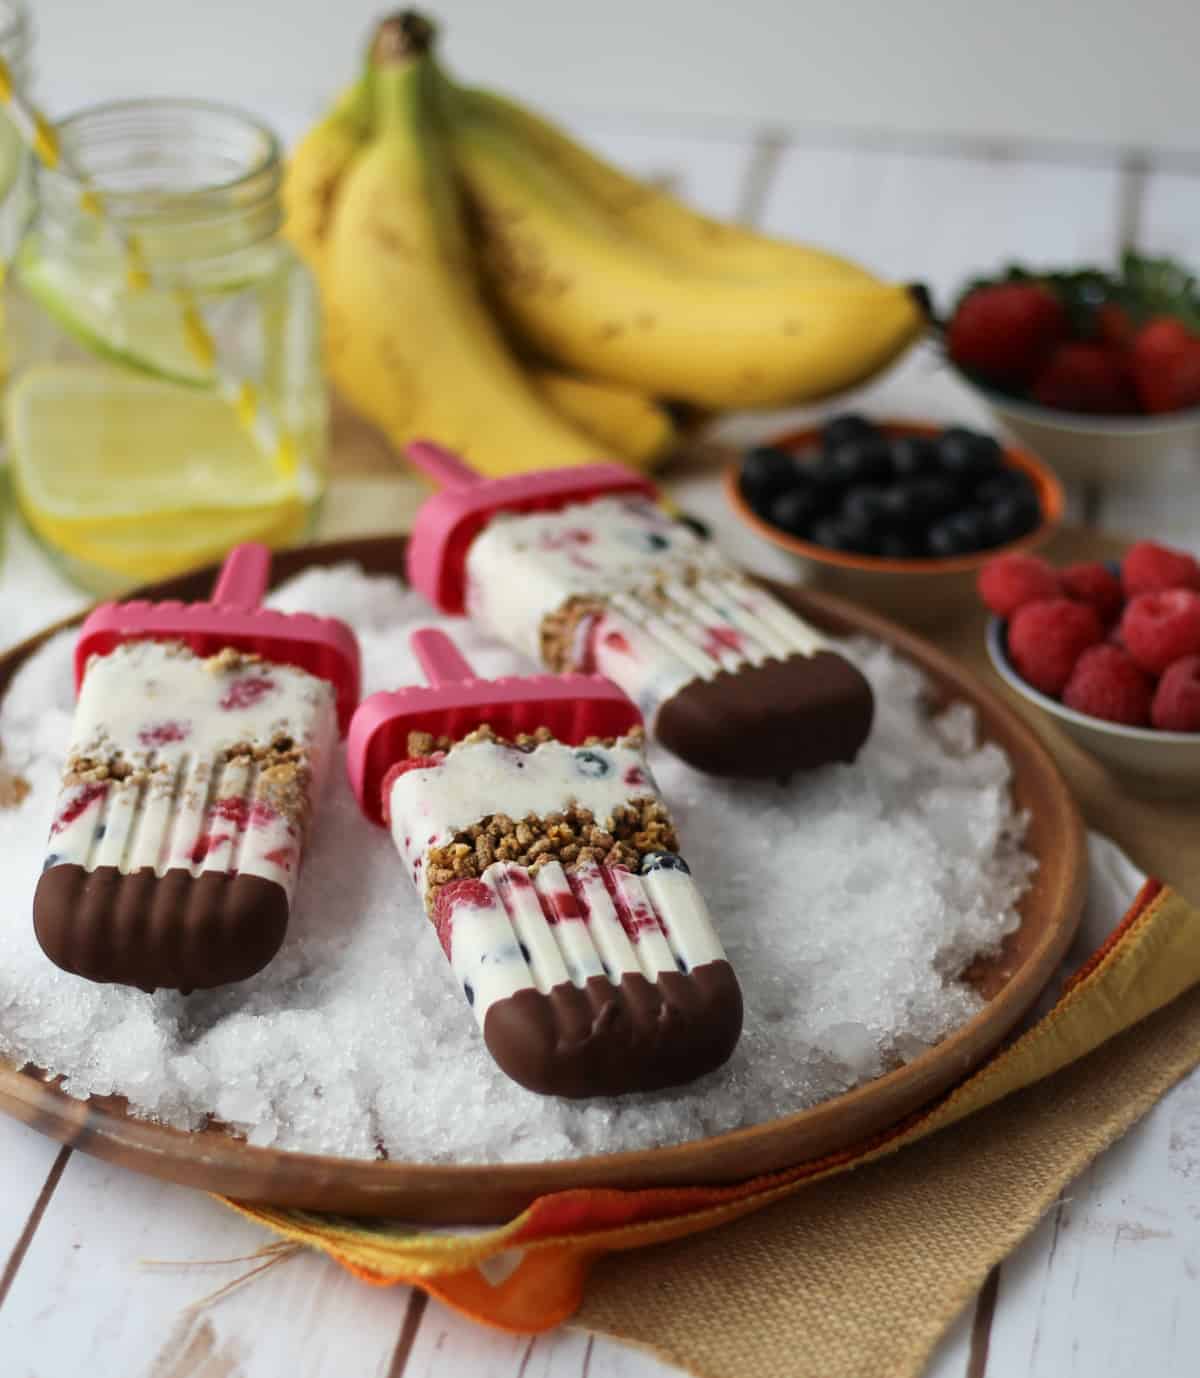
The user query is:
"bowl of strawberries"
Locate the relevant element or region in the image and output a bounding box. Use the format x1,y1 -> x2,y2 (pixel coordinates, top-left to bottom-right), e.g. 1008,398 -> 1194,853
981,542 -> 1200,796
945,254 -> 1200,485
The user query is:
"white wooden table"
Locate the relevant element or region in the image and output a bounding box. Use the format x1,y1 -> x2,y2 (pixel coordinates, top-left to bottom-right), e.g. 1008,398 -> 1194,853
2,110 -> 1199,1378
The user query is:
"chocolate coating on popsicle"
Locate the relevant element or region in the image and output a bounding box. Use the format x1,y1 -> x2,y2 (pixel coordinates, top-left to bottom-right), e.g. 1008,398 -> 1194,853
34,865 -> 289,994
482,958 -> 743,1098
654,650 -> 874,778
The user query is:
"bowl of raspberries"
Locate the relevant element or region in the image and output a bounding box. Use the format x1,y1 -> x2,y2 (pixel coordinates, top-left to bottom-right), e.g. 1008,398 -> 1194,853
726,414 -> 1062,627
945,253 -> 1200,485
981,541 -> 1200,795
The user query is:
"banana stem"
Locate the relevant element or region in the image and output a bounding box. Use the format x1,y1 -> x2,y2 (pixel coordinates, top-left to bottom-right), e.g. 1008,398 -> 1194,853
371,10 -> 436,65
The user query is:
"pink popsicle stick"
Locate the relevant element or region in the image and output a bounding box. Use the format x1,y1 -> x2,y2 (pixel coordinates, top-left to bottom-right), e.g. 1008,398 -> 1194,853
210,543 -> 271,610
410,629 -> 476,687
406,440 -> 481,490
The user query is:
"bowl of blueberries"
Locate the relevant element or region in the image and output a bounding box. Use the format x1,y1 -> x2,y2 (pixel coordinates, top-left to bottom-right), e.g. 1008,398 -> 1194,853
725,414 -> 1064,627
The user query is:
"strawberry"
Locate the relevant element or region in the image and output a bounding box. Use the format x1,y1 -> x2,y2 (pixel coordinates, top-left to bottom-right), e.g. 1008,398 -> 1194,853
1130,316 -> 1200,414
947,282 -> 1069,386
1029,342 -> 1139,414
1094,302 -> 1135,349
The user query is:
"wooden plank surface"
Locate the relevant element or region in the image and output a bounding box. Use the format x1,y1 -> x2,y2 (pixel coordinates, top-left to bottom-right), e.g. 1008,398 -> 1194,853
2,112 -> 1200,1378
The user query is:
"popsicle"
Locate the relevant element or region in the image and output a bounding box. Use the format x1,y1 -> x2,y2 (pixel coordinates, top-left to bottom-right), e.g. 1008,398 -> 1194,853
33,544 -> 361,993
404,442 -> 874,777
347,629 -> 742,1097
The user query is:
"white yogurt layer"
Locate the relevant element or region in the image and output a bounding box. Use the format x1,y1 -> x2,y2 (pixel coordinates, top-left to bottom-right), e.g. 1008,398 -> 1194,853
463,495 -> 824,722
45,639 -> 337,899
386,732 -> 728,1026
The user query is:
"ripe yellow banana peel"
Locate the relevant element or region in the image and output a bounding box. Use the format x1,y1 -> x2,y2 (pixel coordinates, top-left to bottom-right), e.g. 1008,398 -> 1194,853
285,8 -> 928,481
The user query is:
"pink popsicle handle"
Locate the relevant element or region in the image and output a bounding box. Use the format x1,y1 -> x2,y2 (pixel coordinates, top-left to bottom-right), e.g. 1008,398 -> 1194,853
211,543 -> 271,610
405,440 -> 481,490
410,629 -> 476,687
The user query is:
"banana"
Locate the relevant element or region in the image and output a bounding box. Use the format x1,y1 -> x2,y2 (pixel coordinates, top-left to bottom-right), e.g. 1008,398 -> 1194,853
283,80 -> 371,275
450,80 -> 875,285
530,367 -> 678,468
308,15 -> 601,478
439,90 -> 924,411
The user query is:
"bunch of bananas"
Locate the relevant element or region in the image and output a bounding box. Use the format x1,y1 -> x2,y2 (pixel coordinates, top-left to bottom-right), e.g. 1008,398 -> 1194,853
284,10 -> 926,477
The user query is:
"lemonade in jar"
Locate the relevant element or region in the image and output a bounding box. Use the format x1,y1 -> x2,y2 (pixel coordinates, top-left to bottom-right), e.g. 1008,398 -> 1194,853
4,98 -> 327,593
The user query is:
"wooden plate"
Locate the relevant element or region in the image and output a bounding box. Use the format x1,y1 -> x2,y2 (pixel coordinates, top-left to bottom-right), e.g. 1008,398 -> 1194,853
0,536 -> 1087,1223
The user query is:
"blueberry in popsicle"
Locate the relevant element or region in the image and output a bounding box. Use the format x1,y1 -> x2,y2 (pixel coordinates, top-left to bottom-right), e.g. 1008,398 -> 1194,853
33,544 -> 361,992
404,442 -> 873,778
347,629 -> 742,1097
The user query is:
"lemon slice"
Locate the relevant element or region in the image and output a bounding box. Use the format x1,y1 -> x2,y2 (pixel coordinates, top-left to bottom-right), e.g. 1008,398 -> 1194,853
7,365 -> 307,583
14,239 -> 218,388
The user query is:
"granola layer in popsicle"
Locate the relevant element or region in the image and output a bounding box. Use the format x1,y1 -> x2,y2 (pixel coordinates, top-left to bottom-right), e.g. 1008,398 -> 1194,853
384,721 -> 742,1097
404,445 -> 873,778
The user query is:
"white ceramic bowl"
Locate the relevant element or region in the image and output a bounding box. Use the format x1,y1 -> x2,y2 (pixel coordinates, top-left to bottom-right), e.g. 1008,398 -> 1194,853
986,616 -> 1200,797
951,369 -> 1200,487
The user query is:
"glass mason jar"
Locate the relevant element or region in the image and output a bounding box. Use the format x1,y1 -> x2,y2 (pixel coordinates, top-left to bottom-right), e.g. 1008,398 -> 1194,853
4,98 -> 326,594
0,0 -> 35,572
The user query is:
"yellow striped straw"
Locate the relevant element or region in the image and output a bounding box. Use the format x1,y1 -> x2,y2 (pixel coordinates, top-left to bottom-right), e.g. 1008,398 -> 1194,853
0,57 -> 297,479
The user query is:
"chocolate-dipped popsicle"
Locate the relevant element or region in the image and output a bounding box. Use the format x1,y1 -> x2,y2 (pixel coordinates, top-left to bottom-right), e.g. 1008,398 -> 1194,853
33,544 -> 361,992
404,442 -> 873,777
347,629 -> 742,1097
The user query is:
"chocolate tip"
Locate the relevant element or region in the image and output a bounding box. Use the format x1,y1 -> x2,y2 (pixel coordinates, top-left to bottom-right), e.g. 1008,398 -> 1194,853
34,865 -> 290,993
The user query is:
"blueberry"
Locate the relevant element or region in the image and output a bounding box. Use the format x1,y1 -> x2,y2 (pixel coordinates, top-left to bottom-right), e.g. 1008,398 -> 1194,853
905,476 -> 961,522
879,533 -> 920,559
519,941 -> 531,963
841,485 -> 891,530
740,446 -> 799,504
889,434 -> 940,478
937,427 -> 1004,482
821,413 -> 879,452
42,853 -> 62,872
676,955 -> 690,973
463,981 -> 475,1006
644,531 -> 671,551
769,486 -> 825,537
928,508 -> 989,557
812,513 -> 877,554
811,516 -> 857,552
641,851 -> 691,876
676,512 -> 712,541
986,493 -> 1041,545
574,748 -> 611,778
974,470 -> 1034,506
826,436 -> 894,486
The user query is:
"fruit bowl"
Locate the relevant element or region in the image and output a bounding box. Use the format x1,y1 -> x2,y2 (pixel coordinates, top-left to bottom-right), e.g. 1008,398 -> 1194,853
949,369 -> 1200,488
986,615 -> 1200,797
724,420 -> 1064,629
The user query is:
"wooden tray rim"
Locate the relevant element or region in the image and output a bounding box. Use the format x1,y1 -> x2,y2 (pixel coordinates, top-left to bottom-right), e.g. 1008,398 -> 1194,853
0,535 -> 1087,1222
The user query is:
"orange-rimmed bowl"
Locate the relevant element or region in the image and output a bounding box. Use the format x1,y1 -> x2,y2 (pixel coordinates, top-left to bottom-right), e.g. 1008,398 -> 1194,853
724,420 -> 1065,628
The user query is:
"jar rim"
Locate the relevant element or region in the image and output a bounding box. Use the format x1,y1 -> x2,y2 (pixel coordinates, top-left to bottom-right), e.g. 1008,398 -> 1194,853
48,96 -> 282,202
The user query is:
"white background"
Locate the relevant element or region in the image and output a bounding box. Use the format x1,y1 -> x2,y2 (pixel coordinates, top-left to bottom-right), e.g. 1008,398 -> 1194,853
33,0 -> 1200,155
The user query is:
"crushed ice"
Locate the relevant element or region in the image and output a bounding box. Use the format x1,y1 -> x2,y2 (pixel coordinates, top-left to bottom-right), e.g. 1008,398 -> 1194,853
0,565 -> 1033,1163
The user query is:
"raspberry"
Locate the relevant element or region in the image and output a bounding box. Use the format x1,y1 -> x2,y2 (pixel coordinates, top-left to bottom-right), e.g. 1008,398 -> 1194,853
1059,562 -> 1124,625
1121,540 -> 1200,597
1152,656 -> 1200,732
1062,645 -> 1153,726
1119,590 -> 1200,675
1008,598 -> 1104,696
977,553 -> 1061,619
